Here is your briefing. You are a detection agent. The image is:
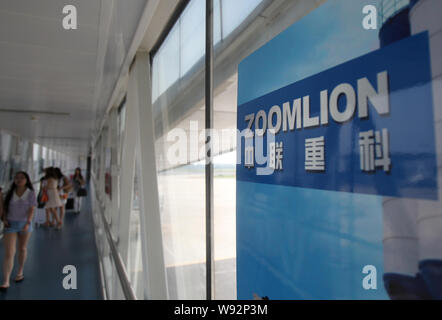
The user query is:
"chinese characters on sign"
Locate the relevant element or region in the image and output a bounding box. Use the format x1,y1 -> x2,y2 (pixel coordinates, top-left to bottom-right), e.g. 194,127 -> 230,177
359,129 -> 391,172
244,130 -> 390,174
305,136 -> 325,172
269,142 -> 284,171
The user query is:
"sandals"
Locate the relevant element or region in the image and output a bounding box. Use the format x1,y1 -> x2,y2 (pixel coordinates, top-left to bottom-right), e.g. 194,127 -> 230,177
0,275 -> 25,292
0,284 -> 9,291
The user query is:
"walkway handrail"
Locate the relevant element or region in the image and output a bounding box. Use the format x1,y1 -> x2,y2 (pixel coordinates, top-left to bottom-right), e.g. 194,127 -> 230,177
91,175 -> 136,300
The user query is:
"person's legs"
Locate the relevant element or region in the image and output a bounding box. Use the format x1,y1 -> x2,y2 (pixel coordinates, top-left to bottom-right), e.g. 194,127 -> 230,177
16,231 -> 31,279
1,233 -> 17,288
44,208 -> 52,227
59,205 -> 65,224
49,208 -> 60,225
74,196 -> 82,213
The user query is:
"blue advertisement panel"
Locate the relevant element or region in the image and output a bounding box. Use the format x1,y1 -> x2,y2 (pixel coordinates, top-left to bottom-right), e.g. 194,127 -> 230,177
236,0 -> 441,300
237,32 -> 437,200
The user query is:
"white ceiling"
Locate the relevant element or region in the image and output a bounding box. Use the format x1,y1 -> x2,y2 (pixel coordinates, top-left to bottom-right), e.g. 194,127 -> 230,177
0,0 -> 147,156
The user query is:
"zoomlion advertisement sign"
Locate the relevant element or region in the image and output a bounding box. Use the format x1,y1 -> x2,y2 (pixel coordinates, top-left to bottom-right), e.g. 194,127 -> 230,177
236,0 -> 441,299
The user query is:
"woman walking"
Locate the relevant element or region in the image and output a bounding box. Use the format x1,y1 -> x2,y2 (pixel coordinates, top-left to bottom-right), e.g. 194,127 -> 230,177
40,169 -> 53,227
43,167 -> 63,229
0,171 -> 37,290
55,167 -> 71,225
72,168 -> 85,214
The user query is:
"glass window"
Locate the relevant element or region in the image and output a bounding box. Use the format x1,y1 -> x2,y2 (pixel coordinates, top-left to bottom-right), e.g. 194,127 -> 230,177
152,0 -> 263,102
46,148 -> 53,167
220,0 -> 262,38
95,139 -> 102,182
32,143 -> 40,181
0,132 -> 12,188
9,136 -> 19,180
149,0 -> 266,300
33,143 -> 39,162
180,0 -> 205,77
40,146 -> 47,174
213,151 -> 236,299
105,147 -> 112,200
152,23 -> 180,101
157,162 -> 206,299
214,0 -> 222,45
118,101 -> 127,166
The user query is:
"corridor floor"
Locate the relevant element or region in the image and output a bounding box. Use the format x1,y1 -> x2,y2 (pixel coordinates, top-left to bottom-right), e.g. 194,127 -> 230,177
0,193 -> 102,300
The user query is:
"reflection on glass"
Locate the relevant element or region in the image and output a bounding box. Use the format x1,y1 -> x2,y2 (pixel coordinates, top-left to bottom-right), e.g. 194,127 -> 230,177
157,163 -> 206,300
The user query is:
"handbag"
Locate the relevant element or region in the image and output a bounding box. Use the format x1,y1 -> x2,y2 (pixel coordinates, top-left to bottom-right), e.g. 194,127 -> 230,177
37,189 -> 48,208
77,188 -> 87,197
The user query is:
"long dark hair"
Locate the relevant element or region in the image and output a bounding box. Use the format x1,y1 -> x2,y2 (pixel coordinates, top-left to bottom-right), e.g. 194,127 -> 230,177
54,167 -> 63,179
4,171 -> 34,215
44,167 -> 57,179
74,167 -> 83,180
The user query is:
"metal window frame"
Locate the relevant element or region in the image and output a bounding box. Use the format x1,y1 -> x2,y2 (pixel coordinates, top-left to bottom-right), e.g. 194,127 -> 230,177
205,0 -> 215,301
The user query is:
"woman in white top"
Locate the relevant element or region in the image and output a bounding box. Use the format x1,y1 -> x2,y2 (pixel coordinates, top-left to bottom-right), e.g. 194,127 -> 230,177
0,171 -> 36,290
43,167 -> 63,229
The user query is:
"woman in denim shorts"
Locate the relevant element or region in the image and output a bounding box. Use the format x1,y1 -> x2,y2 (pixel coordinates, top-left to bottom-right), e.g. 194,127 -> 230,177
0,171 -> 37,291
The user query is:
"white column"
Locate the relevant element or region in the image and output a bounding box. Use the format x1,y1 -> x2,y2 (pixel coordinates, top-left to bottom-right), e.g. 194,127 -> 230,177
132,51 -> 168,299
